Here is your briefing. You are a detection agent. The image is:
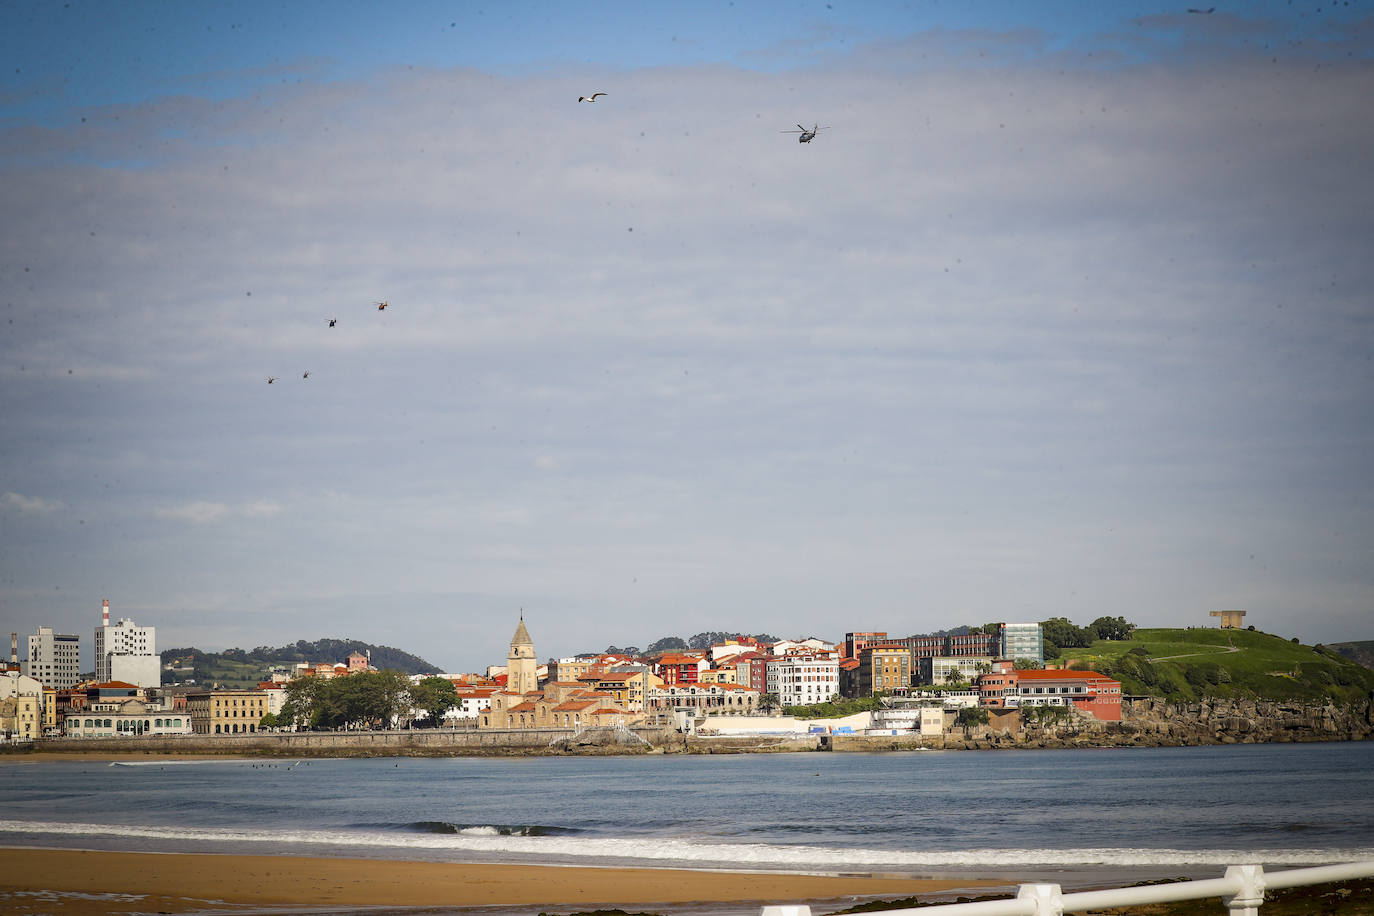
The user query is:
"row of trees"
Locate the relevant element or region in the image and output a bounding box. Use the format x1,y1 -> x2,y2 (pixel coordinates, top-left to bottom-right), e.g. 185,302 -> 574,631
603,632 -> 782,657
272,672 -> 459,730
1040,616 -> 1136,657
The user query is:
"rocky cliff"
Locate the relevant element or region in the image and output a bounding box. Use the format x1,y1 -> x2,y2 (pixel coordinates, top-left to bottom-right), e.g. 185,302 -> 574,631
956,694 -> 1374,749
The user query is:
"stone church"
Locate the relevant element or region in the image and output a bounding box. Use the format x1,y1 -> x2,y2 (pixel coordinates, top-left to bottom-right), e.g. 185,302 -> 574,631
479,616 -> 635,729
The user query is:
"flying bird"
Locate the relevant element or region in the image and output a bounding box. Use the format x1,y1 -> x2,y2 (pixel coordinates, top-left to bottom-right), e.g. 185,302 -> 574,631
375,300 -> 389,311
578,92 -> 607,103
328,318 -> 337,327
303,370 -> 311,379
267,376 -> 277,384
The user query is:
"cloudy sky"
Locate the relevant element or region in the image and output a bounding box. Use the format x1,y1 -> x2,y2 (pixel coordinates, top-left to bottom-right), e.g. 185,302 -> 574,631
2,1 -> 1371,675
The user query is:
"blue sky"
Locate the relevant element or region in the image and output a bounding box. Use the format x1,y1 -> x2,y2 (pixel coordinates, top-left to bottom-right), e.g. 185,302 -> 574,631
3,1 -> 1372,674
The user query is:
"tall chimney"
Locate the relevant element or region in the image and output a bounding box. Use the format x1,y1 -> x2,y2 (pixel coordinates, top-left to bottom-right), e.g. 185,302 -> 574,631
9,632 -> 16,668
102,598 -> 110,627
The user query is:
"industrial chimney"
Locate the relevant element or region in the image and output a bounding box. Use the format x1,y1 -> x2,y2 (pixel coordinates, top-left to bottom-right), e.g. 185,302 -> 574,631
102,598 -> 110,627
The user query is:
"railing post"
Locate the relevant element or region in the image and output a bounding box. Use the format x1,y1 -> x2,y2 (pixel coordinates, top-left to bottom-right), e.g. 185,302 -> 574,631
1223,865 -> 1266,916
1017,882 -> 1064,916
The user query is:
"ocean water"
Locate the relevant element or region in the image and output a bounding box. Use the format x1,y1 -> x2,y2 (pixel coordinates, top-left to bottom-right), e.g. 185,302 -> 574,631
4,741 -> 1372,883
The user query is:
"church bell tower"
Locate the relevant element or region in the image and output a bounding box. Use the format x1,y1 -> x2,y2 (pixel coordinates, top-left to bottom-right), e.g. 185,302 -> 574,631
507,612 -> 538,695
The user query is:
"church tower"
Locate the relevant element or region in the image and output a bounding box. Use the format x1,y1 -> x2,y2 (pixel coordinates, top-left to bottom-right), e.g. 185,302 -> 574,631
507,612 -> 538,695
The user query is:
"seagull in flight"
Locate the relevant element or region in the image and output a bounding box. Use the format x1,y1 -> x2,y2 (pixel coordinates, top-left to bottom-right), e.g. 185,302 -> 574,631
375,300 -> 389,311
267,376 -> 277,384
328,318 -> 337,327
303,370 -> 311,379
578,92 -> 607,103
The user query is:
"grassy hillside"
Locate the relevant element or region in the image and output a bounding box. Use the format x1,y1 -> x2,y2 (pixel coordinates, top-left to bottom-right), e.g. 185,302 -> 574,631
1058,627 -> 1374,704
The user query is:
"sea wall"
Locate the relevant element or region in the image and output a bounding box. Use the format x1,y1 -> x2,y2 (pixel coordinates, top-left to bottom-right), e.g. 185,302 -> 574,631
15,696 -> 1372,757
25,726 -> 687,757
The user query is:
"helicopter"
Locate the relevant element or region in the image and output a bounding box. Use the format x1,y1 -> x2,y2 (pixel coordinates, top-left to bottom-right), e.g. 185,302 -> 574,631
782,123 -> 829,143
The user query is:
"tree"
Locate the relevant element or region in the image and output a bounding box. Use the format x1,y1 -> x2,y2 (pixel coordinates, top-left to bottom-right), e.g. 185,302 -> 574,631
1089,616 -> 1136,641
1015,657 -> 1044,670
410,676 -> 459,726
1040,617 -> 1093,649
647,636 -> 687,654
956,706 -> 989,734
758,692 -> 780,714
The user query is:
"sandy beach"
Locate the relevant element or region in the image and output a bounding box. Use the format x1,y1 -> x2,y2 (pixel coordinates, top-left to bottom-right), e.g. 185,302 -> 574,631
0,848 -> 1002,916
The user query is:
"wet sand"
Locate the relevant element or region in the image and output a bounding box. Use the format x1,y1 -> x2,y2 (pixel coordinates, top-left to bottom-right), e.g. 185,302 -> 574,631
0,848 -> 1003,916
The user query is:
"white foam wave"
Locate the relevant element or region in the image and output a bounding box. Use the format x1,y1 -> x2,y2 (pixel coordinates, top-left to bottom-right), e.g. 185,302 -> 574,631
2,819 -> 1371,870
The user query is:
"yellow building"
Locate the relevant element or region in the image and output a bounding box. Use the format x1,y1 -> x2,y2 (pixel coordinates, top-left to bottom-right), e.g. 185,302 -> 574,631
190,689 -> 270,735
1,694 -> 41,740
578,670 -> 662,711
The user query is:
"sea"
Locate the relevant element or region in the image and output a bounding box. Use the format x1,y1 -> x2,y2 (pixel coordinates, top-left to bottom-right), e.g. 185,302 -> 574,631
3,741 -> 1373,913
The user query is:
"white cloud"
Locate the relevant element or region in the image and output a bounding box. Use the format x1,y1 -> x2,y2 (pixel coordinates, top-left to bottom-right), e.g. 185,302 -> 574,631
4,15 -> 1373,670
1,491 -> 63,514
154,500 -> 282,525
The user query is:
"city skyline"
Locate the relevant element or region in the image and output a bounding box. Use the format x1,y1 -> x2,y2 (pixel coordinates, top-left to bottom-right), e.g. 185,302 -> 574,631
3,2 -> 1372,674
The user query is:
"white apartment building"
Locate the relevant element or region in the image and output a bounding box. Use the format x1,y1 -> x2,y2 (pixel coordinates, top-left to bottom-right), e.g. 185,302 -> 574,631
766,654 -> 839,707
24,627 -> 81,689
94,599 -> 160,688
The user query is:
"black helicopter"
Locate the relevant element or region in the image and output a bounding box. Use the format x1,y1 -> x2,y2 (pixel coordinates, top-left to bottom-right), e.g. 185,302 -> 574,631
782,123 -> 829,143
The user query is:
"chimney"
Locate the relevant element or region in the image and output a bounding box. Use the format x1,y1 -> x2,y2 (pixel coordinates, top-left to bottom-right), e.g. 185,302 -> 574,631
9,632 -> 16,668
102,598 -> 110,627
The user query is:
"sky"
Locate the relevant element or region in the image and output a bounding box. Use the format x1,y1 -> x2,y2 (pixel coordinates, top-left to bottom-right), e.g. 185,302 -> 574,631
2,1 -> 1372,675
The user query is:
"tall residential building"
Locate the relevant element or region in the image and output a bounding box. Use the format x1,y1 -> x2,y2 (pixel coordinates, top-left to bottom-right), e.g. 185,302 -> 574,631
1000,622 -> 1044,664
93,599 -> 160,688
766,654 -> 840,707
24,626 -> 81,689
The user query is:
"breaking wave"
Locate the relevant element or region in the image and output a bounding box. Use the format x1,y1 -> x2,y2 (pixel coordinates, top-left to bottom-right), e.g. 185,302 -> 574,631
2,819 -> 1370,872
401,820 -> 579,837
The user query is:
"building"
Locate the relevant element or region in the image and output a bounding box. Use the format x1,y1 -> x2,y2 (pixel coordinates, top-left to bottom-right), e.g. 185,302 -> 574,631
506,615 -> 540,695
94,599 -> 160,688
187,688 -> 271,735
974,661 -> 1122,721
1210,609 -> 1247,629
843,632 -> 888,659
648,683 -> 760,717
451,685 -> 497,721
853,643 -> 911,695
917,655 -> 995,686
64,696 -> 191,738
655,653 -> 708,686
480,618 -> 635,729
577,669 -> 661,711
766,654 -> 839,707
2,662 -> 43,742
1000,622 -> 1044,664
24,626 -> 81,689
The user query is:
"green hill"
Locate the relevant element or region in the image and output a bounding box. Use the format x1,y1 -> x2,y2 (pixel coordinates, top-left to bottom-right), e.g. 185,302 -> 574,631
161,639 -> 441,689
1058,627 -> 1374,704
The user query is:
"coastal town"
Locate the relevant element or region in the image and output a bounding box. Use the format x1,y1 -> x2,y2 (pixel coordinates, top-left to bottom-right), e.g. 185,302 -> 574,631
2,599 -> 1138,744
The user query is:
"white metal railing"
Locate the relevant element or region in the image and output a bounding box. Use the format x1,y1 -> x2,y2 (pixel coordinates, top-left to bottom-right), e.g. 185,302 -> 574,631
760,860 -> 1374,916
